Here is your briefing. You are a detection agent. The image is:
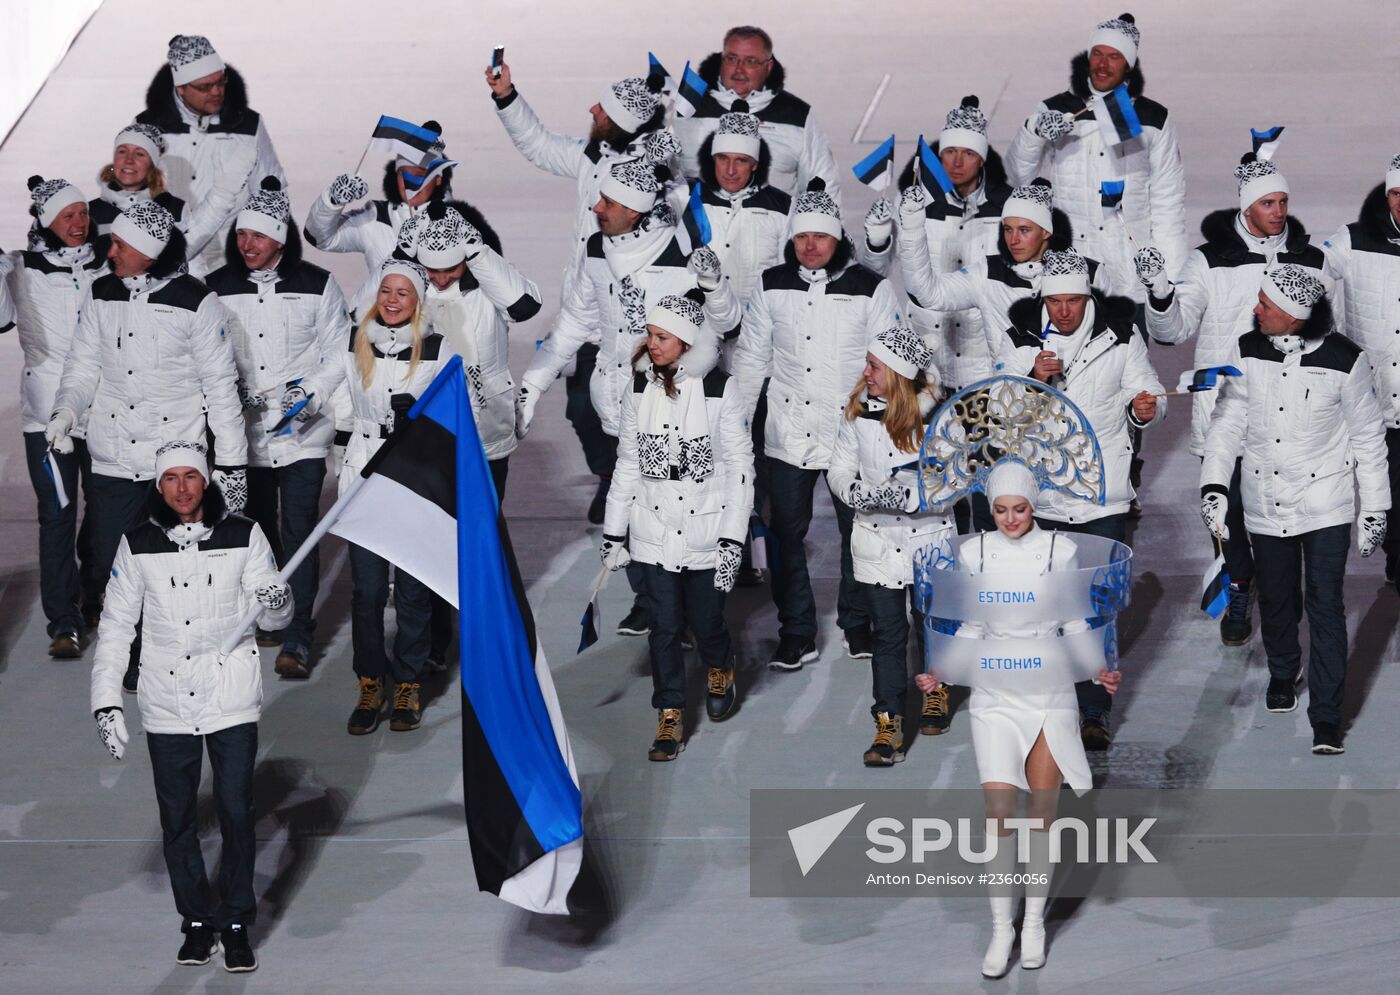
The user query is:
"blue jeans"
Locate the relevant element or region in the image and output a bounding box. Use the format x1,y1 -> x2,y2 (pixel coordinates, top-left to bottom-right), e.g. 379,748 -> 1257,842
147,722 -> 258,930
349,544 -> 432,683
861,582 -> 922,717
246,458 -> 327,647
1251,524 -> 1351,727
767,457 -> 865,643
23,432 -> 98,635
636,563 -> 731,709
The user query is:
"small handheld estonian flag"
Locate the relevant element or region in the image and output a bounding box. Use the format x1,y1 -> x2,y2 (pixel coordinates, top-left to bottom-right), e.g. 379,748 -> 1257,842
917,134 -> 954,195
578,567 -> 607,654
1176,365 -> 1243,393
851,134 -> 895,192
1250,126 -> 1285,162
673,62 -> 708,119
647,52 -> 675,94
1100,179 -> 1125,226
1090,84 -> 1142,146
42,449 -> 70,512
1201,553 -> 1231,619
266,393 -> 314,437
365,115 -> 439,166
683,181 -> 712,247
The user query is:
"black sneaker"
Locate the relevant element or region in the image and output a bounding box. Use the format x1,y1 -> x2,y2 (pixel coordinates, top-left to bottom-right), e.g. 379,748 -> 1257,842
616,604 -> 650,636
1081,710 -> 1111,751
1311,722 -> 1344,755
122,659 -> 140,694
863,713 -> 905,767
347,678 -> 385,735
920,686 -> 951,735
389,681 -> 423,732
221,923 -> 257,973
176,922 -> 218,966
706,667 -> 737,720
769,637 -> 819,672
842,627 -> 873,660
648,708 -> 685,761
1265,675 -> 1298,713
588,477 -> 611,526
1220,582 -> 1253,646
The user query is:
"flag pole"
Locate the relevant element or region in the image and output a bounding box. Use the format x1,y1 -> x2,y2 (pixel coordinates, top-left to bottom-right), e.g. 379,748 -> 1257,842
218,473 -> 367,655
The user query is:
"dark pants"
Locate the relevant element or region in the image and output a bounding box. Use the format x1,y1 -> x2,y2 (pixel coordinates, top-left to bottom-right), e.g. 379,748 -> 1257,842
1035,513 -> 1129,719
1129,303 -> 1149,491
246,458 -> 327,648
349,544 -> 433,683
430,458 -> 509,661
862,582 -> 922,717
565,343 -> 616,478
953,492 -> 995,535
767,457 -> 866,643
23,433 -> 98,635
1386,429 -> 1400,581
88,472 -> 151,666
636,563 -> 731,709
1251,524 -> 1351,727
1216,457 -> 1255,586
147,722 -> 258,931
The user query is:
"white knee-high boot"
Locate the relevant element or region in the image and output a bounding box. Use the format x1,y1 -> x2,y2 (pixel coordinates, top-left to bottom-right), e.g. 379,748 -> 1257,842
1020,830 -> 1053,969
982,834 -> 1017,978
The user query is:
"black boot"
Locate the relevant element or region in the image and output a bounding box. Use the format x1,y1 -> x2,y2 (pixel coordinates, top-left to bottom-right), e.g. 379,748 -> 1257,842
588,477 -> 611,525
1219,582 -> 1253,646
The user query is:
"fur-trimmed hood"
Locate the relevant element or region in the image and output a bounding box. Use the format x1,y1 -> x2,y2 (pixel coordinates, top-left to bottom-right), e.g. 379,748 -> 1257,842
996,206 -> 1074,265
1068,51 -> 1145,100
222,219 -> 303,275
781,234 -> 855,276
697,131 -> 773,190
1199,208 -> 1312,257
1008,289 -> 1138,337
146,477 -> 228,530
1358,182 -> 1400,242
697,51 -> 787,93
145,227 -> 190,280
139,64 -> 254,131
895,143 -> 1009,194
630,318 -> 722,384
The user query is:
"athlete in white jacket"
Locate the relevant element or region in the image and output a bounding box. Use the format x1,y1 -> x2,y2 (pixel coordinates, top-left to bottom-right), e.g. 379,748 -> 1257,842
3,177 -> 107,655
90,441 -> 288,973
1200,266 -> 1389,756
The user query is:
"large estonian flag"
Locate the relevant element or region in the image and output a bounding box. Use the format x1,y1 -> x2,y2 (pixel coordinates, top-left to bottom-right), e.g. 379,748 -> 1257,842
364,115 -> 440,167
1090,84 -> 1142,146
328,356 -> 583,914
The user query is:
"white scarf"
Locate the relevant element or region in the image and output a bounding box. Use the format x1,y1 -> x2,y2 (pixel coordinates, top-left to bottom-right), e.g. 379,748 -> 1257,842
426,284 -> 487,403
636,360 -> 713,481
1041,298 -> 1096,378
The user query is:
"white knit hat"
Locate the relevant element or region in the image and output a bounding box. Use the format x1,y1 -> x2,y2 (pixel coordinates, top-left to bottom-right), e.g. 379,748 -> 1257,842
377,258 -> 429,305
939,96 -> 989,159
986,459 -> 1039,508
600,160 -> 659,213
599,77 -> 660,135
167,34 -> 224,87
1386,153 -> 1400,194
27,176 -> 86,228
416,209 -> 483,269
712,107 -> 761,160
236,177 -> 291,243
1039,248 -> 1092,297
1261,264 -> 1325,321
646,293 -> 704,345
154,439 -> 209,482
1001,181 -> 1054,233
792,187 -> 843,238
111,199 -> 175,259
114,123 -> 165,167
1235,155 -> 1289,212
870,325 -> 934,380
1089,13 -> 1140,67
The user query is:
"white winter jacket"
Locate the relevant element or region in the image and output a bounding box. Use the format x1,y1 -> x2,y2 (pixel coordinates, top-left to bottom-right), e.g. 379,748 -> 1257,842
2,244 -> 107,433
682,182 -> 791,315
522,217 -> 741,437
1323,191 -> 1400,427
1145,211 -> 1327,455
997,295 -> 1166,523
304,193 -> 431,317
206,259 -> 351,467
673,55 -> 841,208
89,492 -> 290,735
1004,56 -> 1187,302
53,272 -> 247,479
732,249 -> 900,470
1201,331 -> 1390,538
88,186 -> 206,256
136,66 -> 285,277
827,393 -> 955,589
603,335 -> 754,571
422,246 -> 542,461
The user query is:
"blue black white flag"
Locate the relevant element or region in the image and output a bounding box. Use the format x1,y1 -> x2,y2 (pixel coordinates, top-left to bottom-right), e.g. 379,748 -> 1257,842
682,181 -> 712,247
1201,553 -> 1231,619
1100,179 -> 1125,226
365,115 -> 440,166
674,62 -> 708,119
1176,365 -> 1243,393
917,135 -> 954,195
1090,85 -> 1142,146
851,135 -> 896,191
327,357 -> 582,914
1250,126 -> 1285,162
647,52 -> 675,94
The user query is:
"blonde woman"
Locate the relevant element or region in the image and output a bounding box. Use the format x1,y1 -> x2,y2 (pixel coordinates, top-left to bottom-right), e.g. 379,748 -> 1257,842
828,326 -> 954,766
302,259 -> 447,735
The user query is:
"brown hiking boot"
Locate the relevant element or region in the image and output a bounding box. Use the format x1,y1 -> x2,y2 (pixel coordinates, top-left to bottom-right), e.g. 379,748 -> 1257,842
863,712 -> 905,767
648,708 -> 685,761
920,686 -> 951,735
389,681 -> 423,731
706,667 -> 737,720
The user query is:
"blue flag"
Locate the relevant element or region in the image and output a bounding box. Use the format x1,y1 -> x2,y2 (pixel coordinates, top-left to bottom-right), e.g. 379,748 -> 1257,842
851,135 -> 896,191
1251,126 -> 1285,161
647,52 -> 675,93
1090,84 -> 1142,146
1201,554 -> 1231,619
683,181 -> 712,247
674,62 -> 708,118
918,135 -> 954,195
1177,365 -> 1243,393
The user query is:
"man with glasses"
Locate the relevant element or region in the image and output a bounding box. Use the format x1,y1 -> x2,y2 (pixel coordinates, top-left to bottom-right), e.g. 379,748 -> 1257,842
136,35 -> 285,277
674,25 -> 841,207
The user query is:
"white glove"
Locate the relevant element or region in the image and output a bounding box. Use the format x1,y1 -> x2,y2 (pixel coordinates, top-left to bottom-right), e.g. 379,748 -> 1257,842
1201,488 -> 1229,540
897,183 -> 927,223
1134,246 -> 1171,299
600,534 -> 631,572
256,582 -> 290,611
280,384 -> 320,421
864,198 -> 893,249
214,466 -> 248,515
515,382 -> 541,439
95,707 -> 128,761
641,129 -> 682,168
1359,511 -> 1387,558
688,246 -> 722,293
327,173 -> 369,207
714,538 -> 741,593
46,409 -> 75,455
236,380 -> 268,410
1034,109 -> 1074,141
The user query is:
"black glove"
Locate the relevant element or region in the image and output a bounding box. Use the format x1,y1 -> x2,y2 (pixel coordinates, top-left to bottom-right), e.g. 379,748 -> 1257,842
389,393 -> 417,435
